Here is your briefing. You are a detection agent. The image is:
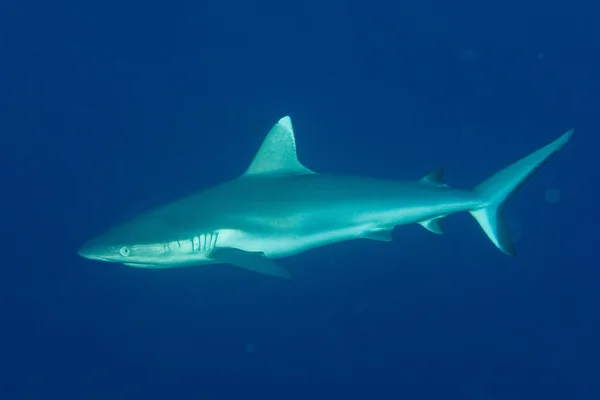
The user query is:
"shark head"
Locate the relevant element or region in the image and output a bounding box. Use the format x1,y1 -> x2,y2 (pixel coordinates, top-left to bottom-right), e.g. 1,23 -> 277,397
77,208 -> 224,268
77,236 -> 169,268
77,210 -> 196,267
77,205 -> 169,267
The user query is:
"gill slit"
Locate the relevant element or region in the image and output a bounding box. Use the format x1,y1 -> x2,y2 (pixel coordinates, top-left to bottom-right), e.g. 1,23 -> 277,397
192,231 -> 219,253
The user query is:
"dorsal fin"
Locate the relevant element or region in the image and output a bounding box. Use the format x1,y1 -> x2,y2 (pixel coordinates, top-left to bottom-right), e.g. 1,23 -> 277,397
243,116 -> 315,176
420,168 -> 448,187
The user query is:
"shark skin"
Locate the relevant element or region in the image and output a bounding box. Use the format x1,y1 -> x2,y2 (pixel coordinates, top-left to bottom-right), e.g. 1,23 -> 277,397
78,116 -> 574,278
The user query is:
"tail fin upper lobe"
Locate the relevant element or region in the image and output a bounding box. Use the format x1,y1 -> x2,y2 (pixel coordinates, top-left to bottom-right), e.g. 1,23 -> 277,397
469,129 -> 574,255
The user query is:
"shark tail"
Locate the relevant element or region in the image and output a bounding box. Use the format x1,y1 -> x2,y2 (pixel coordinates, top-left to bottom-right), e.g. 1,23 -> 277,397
469,129 -> 574,255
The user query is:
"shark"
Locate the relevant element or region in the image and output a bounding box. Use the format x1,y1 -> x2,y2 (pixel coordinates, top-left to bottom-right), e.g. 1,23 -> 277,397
78,116 -> 574,278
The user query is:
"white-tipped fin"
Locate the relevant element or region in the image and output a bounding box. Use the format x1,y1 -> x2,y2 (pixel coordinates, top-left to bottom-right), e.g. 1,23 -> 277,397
243,116 -> 315,176
469,129 -> 574,255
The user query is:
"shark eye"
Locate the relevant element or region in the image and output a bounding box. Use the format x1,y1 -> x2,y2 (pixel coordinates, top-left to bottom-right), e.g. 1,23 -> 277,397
119,246 -> 131,257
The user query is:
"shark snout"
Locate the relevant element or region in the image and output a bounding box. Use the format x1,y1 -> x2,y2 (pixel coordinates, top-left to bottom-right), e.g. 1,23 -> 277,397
77,241 -> 94,259
77,240 -> 107,261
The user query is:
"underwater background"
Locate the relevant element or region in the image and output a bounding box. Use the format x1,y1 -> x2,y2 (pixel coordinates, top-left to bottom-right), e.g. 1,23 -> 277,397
1,0 -> 599,398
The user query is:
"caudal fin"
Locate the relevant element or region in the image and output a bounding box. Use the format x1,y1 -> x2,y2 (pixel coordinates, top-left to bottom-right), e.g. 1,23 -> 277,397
469,129 -> 574,255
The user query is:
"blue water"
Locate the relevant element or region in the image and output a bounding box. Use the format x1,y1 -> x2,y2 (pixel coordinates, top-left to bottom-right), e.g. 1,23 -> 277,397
2,0 -> 598,398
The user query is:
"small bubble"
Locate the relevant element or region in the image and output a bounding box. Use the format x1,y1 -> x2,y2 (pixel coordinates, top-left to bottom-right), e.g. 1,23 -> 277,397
459,48 -> 479,63
544,187 -> 561,204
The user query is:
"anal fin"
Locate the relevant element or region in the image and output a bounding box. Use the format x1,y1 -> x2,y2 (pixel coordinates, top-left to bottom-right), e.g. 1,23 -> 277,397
210,247 -> 292,279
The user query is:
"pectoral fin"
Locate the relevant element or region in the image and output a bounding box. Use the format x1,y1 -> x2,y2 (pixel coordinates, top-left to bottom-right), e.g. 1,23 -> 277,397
210,247 -> 292,279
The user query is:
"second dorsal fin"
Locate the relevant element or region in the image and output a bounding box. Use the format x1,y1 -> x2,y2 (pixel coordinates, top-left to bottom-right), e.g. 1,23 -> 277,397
420,168 -> 448,187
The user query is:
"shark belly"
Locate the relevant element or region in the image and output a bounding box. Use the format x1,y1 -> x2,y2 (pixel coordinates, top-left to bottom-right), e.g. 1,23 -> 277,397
215,225 -> 379,259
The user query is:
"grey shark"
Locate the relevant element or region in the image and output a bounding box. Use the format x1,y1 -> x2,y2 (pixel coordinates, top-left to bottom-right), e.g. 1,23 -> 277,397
78,116 -> 574,278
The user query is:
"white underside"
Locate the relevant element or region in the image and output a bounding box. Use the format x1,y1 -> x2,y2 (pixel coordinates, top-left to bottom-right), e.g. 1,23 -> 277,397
216,225 -> 376,259
120,223 -> 388,268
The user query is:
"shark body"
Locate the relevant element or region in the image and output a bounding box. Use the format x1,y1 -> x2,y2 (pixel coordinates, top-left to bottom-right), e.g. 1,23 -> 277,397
78,116 -> 573,278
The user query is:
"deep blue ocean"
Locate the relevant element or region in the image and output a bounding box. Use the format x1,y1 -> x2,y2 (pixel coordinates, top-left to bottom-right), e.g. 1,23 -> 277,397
2,0 -> 599,398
